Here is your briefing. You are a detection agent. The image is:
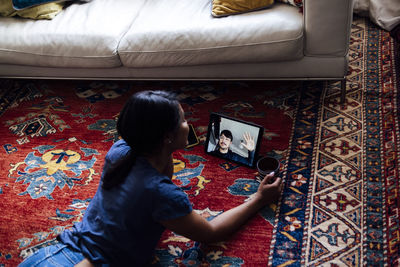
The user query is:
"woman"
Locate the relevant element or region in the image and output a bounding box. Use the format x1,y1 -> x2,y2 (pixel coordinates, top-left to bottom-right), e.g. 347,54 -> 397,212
19,90 -> 282,266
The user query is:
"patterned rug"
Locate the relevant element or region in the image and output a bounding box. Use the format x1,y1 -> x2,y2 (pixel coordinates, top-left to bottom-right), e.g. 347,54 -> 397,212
0,16 -> 399,266
268,16 -> 400,267
268,16 -> 399,266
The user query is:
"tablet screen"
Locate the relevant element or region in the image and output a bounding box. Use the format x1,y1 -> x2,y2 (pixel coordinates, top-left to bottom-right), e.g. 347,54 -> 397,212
205,113 -> 264,168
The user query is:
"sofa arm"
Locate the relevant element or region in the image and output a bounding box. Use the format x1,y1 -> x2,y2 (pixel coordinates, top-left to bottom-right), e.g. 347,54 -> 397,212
304,0 -> 354,57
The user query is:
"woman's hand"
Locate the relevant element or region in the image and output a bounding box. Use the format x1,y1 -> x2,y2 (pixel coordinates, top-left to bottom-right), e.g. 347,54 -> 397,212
254,172 -> 283,205
241,132 -> 255,151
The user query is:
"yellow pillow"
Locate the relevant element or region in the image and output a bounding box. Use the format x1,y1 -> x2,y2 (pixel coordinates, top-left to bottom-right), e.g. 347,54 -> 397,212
0,0 -> 64,19
212,0 -> 274,17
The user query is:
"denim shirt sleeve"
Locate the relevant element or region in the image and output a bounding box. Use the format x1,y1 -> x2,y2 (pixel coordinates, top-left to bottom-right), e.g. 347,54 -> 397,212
152,178 -> 192,221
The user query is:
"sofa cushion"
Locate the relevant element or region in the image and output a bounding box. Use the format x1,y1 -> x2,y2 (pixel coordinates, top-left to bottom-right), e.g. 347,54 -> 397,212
0,0 -> 146,68
211,0 -> 274,17
119,1 -> 304,68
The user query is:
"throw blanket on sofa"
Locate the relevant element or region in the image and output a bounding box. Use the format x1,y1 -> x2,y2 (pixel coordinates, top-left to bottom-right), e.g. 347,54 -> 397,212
354,0 -> 400,31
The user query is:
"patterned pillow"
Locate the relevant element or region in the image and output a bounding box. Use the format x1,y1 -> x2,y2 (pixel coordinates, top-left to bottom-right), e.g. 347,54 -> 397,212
0,0 -> 65,19
12,0 -> 91,10
12,0 -> 62,10
211,0 -> 275,17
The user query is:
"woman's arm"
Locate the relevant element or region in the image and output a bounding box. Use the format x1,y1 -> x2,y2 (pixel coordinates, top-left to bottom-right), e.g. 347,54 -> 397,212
160,172 -> 282,243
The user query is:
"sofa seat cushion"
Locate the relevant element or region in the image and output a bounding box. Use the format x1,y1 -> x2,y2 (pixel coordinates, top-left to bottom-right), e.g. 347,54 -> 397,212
0,0 -> 145,68
119,1 -> 304,68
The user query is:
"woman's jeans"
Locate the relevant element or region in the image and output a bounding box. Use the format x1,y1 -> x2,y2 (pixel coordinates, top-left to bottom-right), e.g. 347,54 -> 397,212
19,243 -> 85,267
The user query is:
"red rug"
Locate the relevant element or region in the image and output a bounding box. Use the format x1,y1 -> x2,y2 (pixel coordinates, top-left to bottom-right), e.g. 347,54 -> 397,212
0,79 -> 296,266
0,16 -> 399,267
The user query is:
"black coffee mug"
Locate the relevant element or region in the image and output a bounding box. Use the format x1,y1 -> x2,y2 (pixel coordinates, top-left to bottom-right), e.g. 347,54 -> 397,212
256,156 -> 280,179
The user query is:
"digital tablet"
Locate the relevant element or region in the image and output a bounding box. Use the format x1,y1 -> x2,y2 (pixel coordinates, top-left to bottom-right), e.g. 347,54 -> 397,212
205,113 -> 264,168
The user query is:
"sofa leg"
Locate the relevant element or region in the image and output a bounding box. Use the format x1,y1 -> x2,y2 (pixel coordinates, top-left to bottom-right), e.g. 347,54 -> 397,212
340,79 -> 346,104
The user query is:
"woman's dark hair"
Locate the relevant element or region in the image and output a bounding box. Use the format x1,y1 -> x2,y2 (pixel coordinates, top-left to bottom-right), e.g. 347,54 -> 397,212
102,90 -> 181,189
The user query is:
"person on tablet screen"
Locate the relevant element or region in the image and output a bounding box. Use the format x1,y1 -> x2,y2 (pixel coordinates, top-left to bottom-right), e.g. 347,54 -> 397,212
213,129 -> 255,165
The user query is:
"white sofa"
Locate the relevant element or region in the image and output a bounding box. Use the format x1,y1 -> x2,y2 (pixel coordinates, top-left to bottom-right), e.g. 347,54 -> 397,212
0,0 -> 354,100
